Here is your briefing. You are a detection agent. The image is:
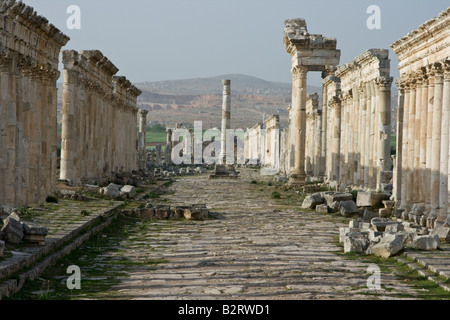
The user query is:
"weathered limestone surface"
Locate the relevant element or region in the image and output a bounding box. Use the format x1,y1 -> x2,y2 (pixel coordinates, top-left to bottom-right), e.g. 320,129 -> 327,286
323,49 -> 393,191
391,7 -> 450,225
0,1 -> 69,206
60,50 -> 142,184
284,18 -> 340,187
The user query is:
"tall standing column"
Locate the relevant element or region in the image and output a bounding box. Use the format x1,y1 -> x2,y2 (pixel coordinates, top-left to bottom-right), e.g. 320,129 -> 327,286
426,65 -> 435,207
376,76 -> 393,190
394,79 -> 405,203
419,69 -> 429,206
289,66 -> 308,187
437,60 -> 450,223
407,76 -> 417,207
138,109 -> 148,150
359,84 -> 367,187
330,96 -> 341,182
400,78 -> 411,209
220,79 -> 231,165
430,63 -> 443,217
413,74 -> 422,202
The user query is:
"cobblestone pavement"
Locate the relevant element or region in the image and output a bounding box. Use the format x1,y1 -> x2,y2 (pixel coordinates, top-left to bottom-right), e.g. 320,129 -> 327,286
7,169 -> 450,300
104,169 -> 431,300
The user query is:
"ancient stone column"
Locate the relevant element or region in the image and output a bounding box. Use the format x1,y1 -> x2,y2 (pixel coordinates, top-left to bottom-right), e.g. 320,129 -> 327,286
289,66 -> 308,186
426,66 -> 435,207
430,63 -> 443,217
376,76 -> 393,190
400,78 -> 411,209
394,79 -> 405,203
220,79 -> 231,165
419,68 -> 429,205
359,84 -> 367,187
330,96 -> 341,182
407,76 -> 417,207
413,74 -> 422,202
138,109 -> 148,150
438,60 -> 450,223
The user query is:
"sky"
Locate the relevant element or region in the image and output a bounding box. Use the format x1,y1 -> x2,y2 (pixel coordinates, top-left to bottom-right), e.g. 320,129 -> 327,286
27,0 -> 449,87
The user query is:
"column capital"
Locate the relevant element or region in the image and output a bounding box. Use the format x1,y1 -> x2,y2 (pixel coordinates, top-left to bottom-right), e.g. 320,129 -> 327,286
292,65 -> 308,80
376,76 -> 393,91
138,109 -> 149,116
329,96 -> 341,109
443,59 -> 450,80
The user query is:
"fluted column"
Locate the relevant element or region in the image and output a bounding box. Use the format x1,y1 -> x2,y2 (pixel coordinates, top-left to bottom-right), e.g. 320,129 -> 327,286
289,66 -> 308,187
400,78 -> 411,209
375,76 -> 393,190
407,75 -> 417,207
426,65 -> 435,207
413,74 -> 422,202
430,63 -> 443,217
437,61 -> 449,222
419,68 -> 429,205
394,79 -> 405,203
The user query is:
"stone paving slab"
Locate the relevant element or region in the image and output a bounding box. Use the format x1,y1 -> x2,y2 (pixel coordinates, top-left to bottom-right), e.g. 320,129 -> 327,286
101,170 -> 437,300
0,199 -> 122,298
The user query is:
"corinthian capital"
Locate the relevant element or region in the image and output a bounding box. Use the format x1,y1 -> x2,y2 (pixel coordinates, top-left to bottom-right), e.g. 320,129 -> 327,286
376,76 -> 393,90
292,66 -> 308,80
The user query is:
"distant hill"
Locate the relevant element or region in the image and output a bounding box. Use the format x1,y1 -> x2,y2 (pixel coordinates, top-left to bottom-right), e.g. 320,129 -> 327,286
57,74 -> 323,129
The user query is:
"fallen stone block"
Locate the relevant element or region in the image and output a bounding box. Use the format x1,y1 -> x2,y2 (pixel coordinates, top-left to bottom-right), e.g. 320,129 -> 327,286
356,191 -> 387,207
379,208 -> 391,218
315,204 -> 329,214
393,208 -> 405,219
174,206 -> 189,219
323,192 -> 353,207
120,185 -> 136,199
339,200 -> 359,217
328,201 -> 340,213
154,205 -> 171,219
99,183 -> 121,198
184,205 -> 208,220
431,226 -> 450,243
384,223 -> 404,233
339,227 -> 359,243
412,235 -> 440,250
371,217 -> 398,232
361,209 -> 378,222
343,232 -> 370,254
301,193 -> 324,210
139,208 -> 155,219
1,213 -> 23,245
371,234 -> 404,258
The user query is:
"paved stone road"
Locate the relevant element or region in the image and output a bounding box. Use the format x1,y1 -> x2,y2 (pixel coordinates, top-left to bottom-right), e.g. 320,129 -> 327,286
105,169 -> 423,300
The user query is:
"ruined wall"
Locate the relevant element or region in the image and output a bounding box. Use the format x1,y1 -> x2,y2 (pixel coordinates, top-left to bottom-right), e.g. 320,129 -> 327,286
0,1 -> 69,206
391,7 -> 450,227
60,50 -> 141,184
321,49 -> 392,191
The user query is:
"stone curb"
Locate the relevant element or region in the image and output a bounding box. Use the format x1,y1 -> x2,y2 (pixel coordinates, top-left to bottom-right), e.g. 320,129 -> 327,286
394,255 -> 450,293
0,204 -> 121,299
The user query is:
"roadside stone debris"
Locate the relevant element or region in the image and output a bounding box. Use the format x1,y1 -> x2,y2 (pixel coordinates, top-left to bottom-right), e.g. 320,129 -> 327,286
301,190 -> 450,258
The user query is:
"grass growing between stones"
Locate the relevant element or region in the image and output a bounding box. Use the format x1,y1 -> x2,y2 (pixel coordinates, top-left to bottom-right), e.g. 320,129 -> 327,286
4,214 -> 169,300
332,240 -> 450,300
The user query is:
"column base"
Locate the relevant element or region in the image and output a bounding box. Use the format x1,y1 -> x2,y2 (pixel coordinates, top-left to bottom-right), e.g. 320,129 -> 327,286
288,172 -> 306,188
